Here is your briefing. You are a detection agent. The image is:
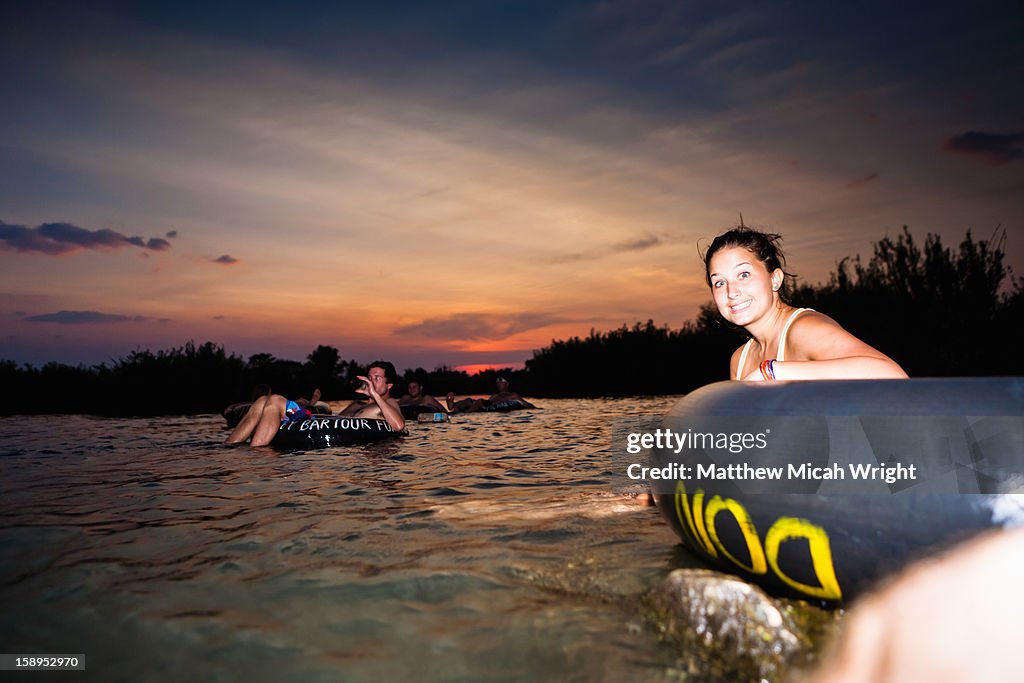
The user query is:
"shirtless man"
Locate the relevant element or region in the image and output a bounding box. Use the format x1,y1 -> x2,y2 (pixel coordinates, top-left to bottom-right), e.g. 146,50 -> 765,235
338,361 -> 406,429
446,377 -> 536,413
225,360 -> 405,447
398,380 -> 447,413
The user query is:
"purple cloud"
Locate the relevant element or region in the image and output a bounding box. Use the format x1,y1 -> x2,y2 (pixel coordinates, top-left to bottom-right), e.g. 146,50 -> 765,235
213,255 -> 239,264
944,131 -> 1023,166
125,236 -> 171,251
0,221 -> 174,255
395,312 -> 569,341
25,310 -> 149,324
548,234 -> 662,264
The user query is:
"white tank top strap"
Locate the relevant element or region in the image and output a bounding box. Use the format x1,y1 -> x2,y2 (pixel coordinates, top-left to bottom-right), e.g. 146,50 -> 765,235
777,308 -> 813,361
735,339 -> 755,380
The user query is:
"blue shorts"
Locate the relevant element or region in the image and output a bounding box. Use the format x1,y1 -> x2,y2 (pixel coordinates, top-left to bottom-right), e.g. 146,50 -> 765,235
282,400 -> 313,424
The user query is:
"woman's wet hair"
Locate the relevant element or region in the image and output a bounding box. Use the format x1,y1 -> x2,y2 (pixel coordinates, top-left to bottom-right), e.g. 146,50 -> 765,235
702,225 -> 795,295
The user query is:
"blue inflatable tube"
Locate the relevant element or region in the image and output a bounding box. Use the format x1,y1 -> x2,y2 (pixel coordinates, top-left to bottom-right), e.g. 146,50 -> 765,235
271,415 -> 403,450
651,377 -> 1024,603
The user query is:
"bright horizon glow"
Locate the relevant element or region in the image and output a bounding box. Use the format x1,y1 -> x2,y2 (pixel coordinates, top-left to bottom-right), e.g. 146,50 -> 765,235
453,363 -> 525,376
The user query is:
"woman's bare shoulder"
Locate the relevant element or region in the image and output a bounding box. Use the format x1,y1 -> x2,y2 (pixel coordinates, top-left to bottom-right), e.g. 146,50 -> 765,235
790,309 -> 842,332
787,309 -> 879,358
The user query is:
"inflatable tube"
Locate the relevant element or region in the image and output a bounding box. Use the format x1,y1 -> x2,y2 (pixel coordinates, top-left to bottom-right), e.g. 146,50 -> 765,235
271,415 -> 404,450
651,377 -> 1024,603
482,399 -> 532,412
400,404 -> 445,419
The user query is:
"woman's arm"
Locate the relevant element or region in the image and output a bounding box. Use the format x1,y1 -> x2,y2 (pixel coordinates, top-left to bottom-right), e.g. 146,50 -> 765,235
745,312 -> 907,380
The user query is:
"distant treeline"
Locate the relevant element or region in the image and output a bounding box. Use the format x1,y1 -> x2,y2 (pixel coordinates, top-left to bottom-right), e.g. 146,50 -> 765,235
1,227 -> 1020,416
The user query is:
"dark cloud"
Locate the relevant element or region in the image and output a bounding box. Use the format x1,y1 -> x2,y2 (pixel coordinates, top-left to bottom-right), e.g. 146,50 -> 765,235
125,235 -> 171,250
0,221 -> 173,255
548,234 -> 661,264
25,310 -> 148,324
0,222 -> 65,254
165,230 -> 178,239
394,312 -> 569,341
847,172 -> 879,188
43,222 -> 130,248
944,131 -> 1024,166
213,255 -> 238,264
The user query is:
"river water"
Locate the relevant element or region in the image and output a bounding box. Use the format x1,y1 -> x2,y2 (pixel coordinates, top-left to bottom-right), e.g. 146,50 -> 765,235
0,397 -> 728,682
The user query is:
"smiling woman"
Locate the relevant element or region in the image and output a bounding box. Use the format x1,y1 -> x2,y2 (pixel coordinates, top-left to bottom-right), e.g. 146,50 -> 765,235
703,227 -> 907,381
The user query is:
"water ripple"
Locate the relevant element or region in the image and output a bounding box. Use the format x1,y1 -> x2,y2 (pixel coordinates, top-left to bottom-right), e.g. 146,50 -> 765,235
0,397 -> 687,682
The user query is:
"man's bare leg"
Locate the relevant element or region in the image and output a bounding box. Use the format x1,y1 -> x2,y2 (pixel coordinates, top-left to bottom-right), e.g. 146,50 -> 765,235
250,394 -> 288,447
225,394 -> 287,446
225,395 -> 270,443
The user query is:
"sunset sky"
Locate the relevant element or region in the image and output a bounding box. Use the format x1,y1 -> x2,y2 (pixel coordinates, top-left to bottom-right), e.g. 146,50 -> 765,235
2,1 -> 1022,371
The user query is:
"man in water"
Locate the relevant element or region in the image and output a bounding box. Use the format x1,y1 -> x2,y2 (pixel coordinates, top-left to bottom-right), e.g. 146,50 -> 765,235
398,380 -> 448,413
226,360 -> 405,446
336,361 -> 405,428
446,376 -> 537,413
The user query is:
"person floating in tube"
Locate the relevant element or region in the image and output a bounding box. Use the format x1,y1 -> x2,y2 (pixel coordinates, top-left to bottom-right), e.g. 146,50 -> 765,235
225,360 -> 405,446
446,376 -> 537,412
398,380 -> 448,413
704,226 -> 907,381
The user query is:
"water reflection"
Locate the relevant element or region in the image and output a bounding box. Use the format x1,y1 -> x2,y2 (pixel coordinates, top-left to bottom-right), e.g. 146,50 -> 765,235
0,397 -> 715,682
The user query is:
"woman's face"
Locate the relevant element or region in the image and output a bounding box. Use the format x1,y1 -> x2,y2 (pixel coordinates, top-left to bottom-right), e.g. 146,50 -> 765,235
708,246 -> 781,326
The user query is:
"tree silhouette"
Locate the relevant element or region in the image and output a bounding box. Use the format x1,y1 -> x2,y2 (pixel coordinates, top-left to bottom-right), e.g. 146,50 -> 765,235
1,227 -> 1019,416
